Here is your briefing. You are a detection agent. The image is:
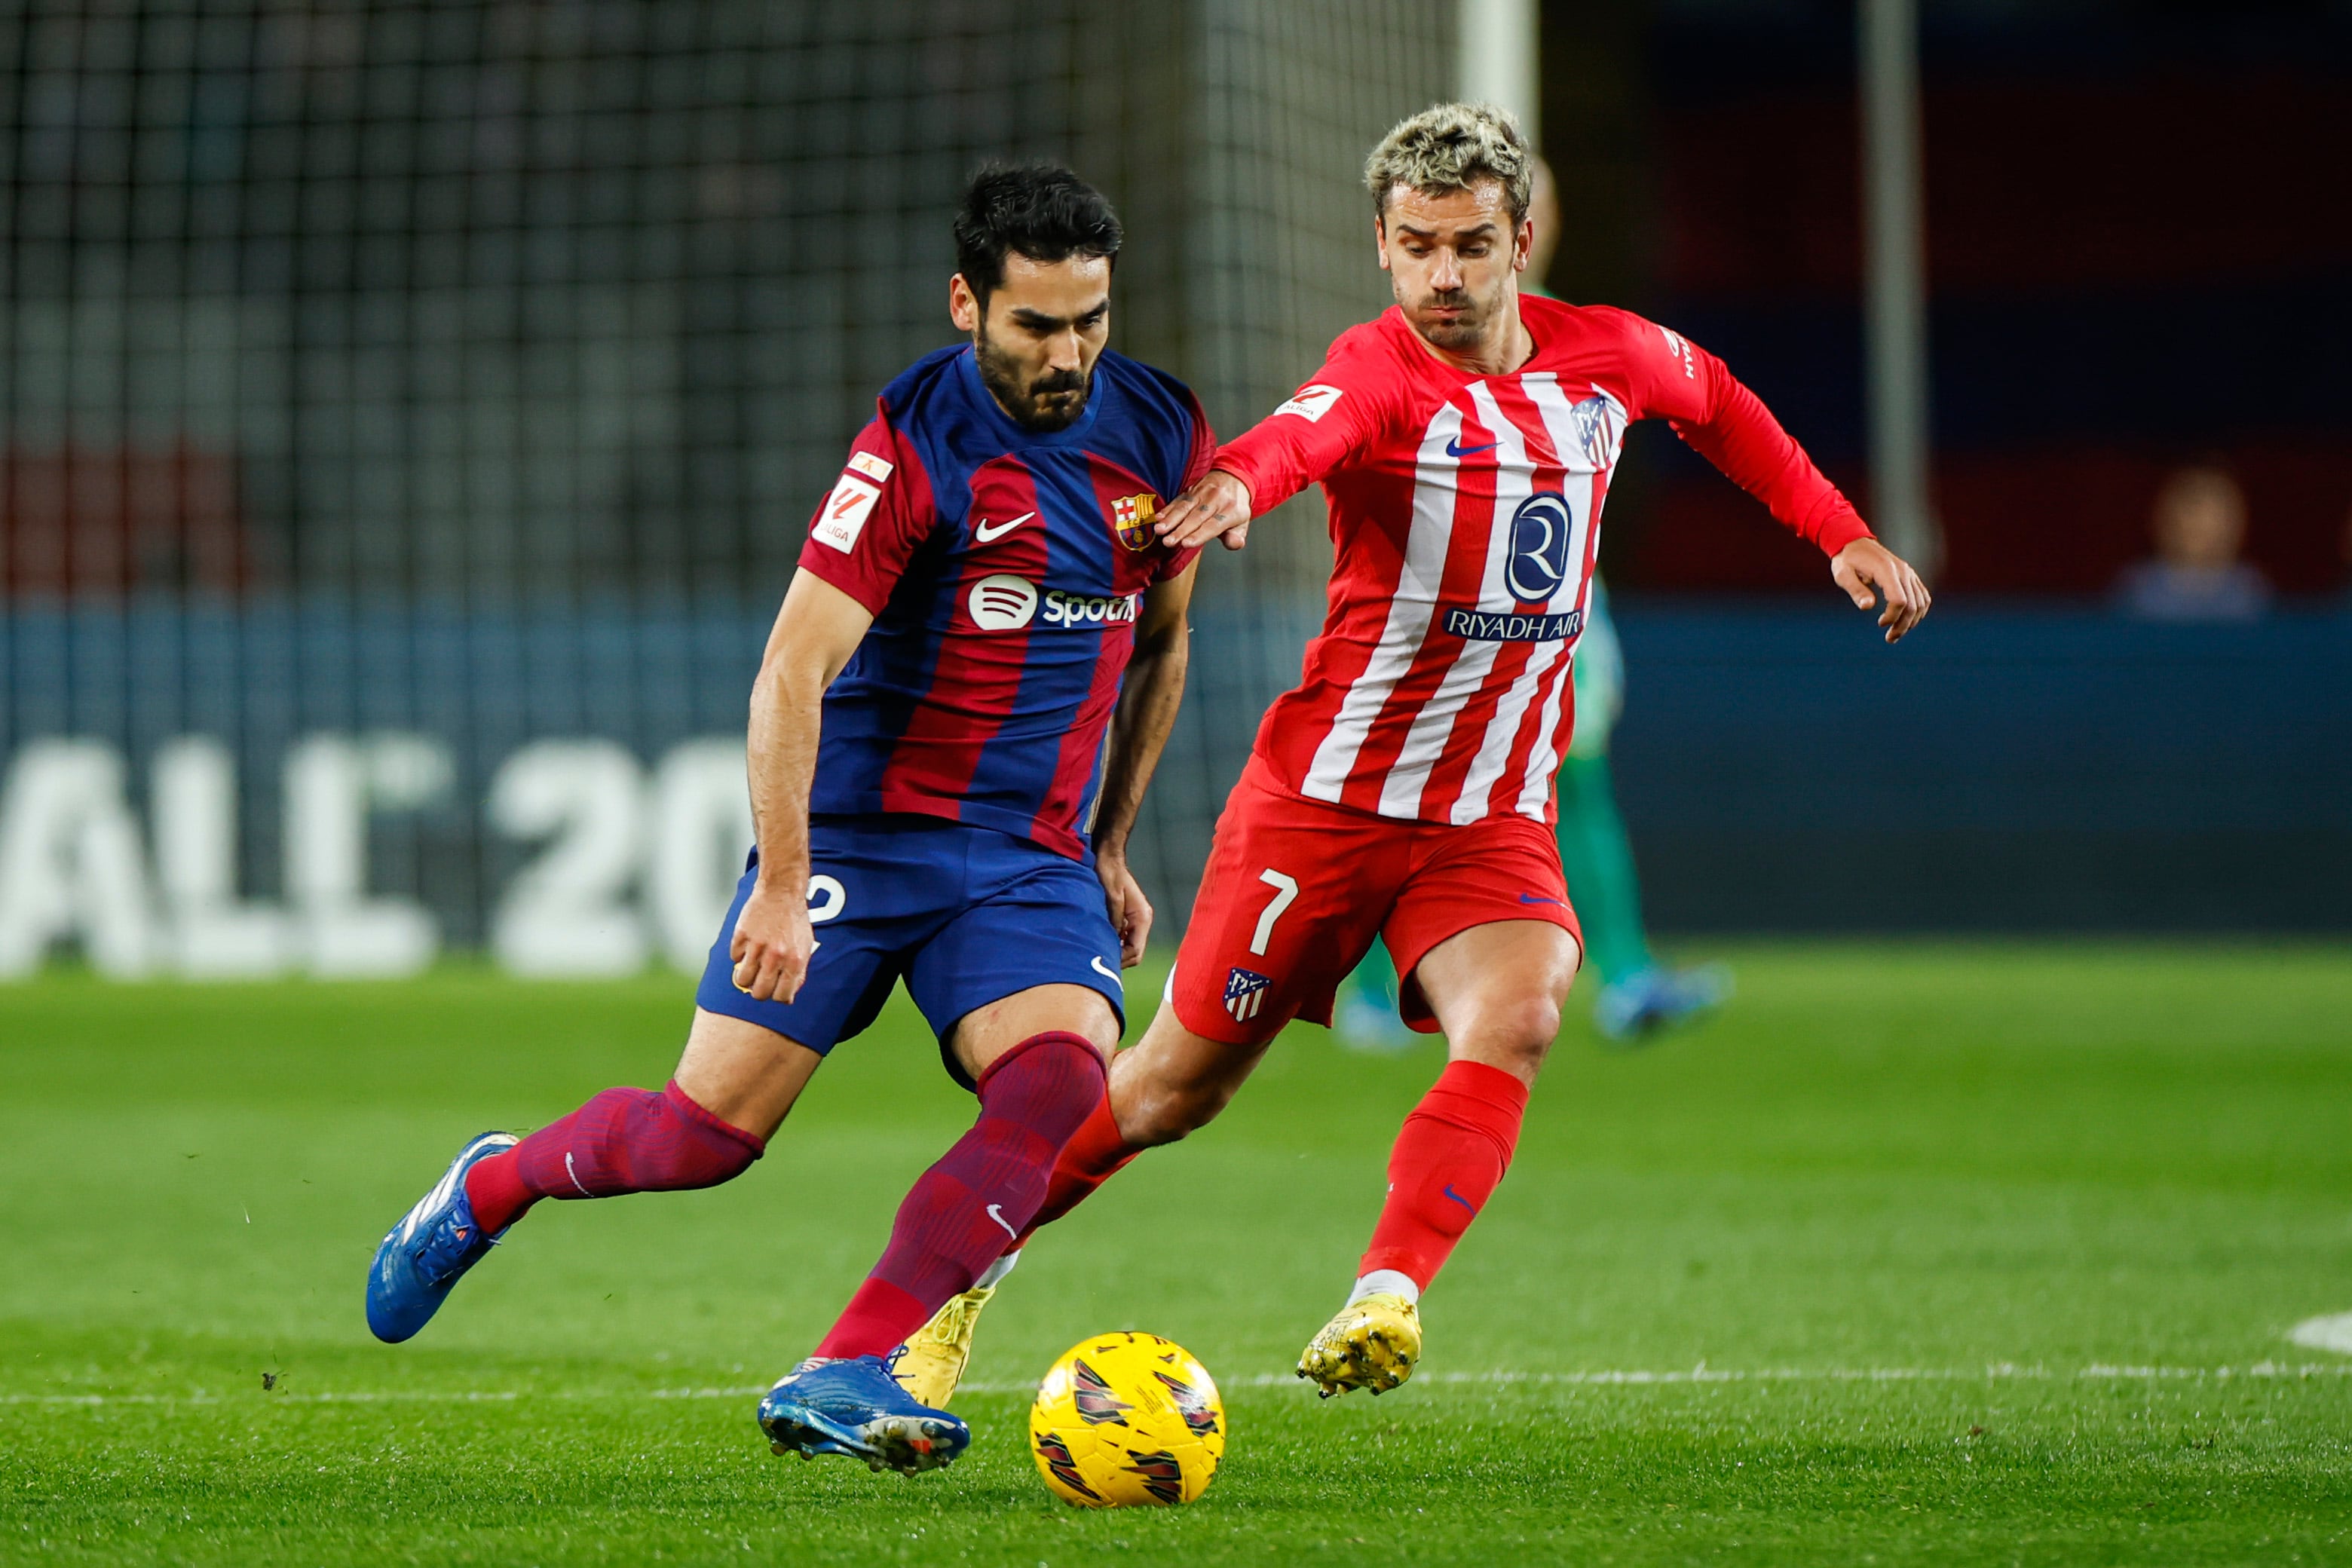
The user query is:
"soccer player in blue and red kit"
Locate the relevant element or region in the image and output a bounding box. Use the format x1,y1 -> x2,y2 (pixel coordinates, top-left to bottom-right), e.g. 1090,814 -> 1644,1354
365,165 -> 1213,1475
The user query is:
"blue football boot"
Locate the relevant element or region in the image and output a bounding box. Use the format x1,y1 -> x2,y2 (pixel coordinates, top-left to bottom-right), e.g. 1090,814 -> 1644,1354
758,1354 -> 972,1475
366,1131 -> 519,1343
1594,963 -> 1733,1046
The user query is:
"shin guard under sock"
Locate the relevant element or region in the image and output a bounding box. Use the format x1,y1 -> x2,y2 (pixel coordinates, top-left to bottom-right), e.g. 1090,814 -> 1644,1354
462,1080 -> 765,1234
813,1031 -> 1104,1361
1358,1059 -> 1530,1289
1009,1090 -> 1141,1250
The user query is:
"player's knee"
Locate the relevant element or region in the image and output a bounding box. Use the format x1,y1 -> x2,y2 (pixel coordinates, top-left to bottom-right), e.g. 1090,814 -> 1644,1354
1113,1088 -> 1197,1148
1112,1075 -> 1227,1148
1459,996 -> 1560,1076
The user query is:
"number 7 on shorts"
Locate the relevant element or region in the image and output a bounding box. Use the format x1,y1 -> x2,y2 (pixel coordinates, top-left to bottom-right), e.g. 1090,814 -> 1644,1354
1251,868 -> 1298,956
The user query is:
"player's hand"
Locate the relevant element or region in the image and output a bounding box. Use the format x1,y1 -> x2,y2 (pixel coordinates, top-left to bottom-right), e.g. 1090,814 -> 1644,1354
1096,853 -> 1153,967
730,877 -> 816,1003
1831,538 -> 1932,644
1153,469 -> 1254,553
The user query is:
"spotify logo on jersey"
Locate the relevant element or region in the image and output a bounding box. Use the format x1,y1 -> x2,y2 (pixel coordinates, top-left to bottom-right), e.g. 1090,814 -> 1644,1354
968,573 -> 1040,630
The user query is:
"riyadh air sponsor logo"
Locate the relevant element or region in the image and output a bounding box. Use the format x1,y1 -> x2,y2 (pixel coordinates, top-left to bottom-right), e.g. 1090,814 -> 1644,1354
969,574 -> 1039,629
1224,966 -> 1272,1021
1444,607 -> 1584,642
1504,492 -> 1576,602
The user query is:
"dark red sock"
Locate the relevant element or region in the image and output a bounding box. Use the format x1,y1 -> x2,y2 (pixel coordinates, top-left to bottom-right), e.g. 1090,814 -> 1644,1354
813,1032 -> 1104,1361
1009,1090 -> 1141,1249
1358,1059 -> 1529,1288
462,1080 -> 764,1234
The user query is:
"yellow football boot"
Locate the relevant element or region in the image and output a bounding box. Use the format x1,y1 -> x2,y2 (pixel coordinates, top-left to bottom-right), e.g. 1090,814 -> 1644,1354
1297,1292 -> 1421,1398
887,1283 -> 996,1410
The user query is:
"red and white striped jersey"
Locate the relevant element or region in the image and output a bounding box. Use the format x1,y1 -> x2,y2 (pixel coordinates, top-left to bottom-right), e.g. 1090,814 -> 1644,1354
1213,295 -> 1871,826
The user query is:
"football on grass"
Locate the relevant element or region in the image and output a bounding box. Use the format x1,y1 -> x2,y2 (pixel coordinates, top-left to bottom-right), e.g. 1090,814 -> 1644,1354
1028,1331 -> 1224,1507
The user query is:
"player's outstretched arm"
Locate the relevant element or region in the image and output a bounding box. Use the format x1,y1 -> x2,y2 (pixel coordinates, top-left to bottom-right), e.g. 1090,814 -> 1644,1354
1090,559 -> 1200,964
1831,537 -> 1933,643
733,571 -> 874,1003
1624,313 -> 1933,646
1153,469 -> 1254,553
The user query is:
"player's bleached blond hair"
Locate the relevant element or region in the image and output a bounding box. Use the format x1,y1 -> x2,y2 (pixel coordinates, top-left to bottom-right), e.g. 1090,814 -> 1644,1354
1364,102 -> 1533,227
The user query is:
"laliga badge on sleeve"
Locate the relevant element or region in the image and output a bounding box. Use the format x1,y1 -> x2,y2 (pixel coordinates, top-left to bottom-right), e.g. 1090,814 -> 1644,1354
814,472 -> 883,552
1272,384 -> 1343,423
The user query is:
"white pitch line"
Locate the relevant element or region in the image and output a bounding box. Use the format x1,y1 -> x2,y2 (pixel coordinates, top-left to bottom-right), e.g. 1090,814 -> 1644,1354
8,1362 -> 2352,1407
2289,1313 -> 2352,1355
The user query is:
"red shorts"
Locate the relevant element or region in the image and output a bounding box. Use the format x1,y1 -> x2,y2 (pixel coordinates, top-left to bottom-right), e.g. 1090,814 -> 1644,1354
1169,758 -> 1582,1047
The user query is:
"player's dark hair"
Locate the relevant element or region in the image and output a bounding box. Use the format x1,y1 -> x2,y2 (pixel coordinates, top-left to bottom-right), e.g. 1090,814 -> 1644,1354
954,164 -> 1122,303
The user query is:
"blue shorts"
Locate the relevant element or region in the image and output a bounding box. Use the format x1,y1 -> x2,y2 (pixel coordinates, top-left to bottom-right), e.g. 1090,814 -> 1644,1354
694,815 -> 1126,1086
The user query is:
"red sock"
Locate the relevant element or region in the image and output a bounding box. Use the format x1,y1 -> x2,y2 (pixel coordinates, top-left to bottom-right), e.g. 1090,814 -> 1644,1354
462,1080 -> 764,1234
1358,1059 -> 1530,1289
814,1032 -> 1104,1361
1008,1091 -> 1141,1249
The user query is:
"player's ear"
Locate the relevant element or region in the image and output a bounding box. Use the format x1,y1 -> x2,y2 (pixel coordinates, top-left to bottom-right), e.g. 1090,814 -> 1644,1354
1373,215 -> 1392,271
948,273 -> 981,335
1514,216 -> 1534,274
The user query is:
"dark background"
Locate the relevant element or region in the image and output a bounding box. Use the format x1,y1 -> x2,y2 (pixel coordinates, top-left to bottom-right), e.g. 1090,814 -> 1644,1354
1524,0 -> 2352,933
1546,0 -> 2352,599
2,1 -> 2345,951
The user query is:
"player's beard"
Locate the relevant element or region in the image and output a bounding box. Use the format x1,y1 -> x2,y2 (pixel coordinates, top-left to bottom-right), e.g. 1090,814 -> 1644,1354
1403,279 -> 1502,354
975,324 -> 1092,433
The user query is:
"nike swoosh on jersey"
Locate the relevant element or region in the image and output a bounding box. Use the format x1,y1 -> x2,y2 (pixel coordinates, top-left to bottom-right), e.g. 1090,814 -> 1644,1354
1444,436 -> 1499,457
985,1202 -> 1018,1239
1441,1184 -> 1476,1213
972,510 -> 1035,543
1518,893 -> 1563,906
1090,955 -> 1120,982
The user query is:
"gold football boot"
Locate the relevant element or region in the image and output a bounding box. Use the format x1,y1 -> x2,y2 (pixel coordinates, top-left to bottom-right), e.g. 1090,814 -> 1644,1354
887,1282 -> 997,1410
1296,1292 -> 1421,1398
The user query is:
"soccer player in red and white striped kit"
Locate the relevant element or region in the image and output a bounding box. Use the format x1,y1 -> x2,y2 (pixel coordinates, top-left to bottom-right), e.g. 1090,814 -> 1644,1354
906,102 -> 1932,1401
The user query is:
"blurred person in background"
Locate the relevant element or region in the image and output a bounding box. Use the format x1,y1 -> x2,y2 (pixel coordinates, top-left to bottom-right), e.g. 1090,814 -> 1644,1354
1333,154 -> 1729,1052
2116,464 -> 2271,622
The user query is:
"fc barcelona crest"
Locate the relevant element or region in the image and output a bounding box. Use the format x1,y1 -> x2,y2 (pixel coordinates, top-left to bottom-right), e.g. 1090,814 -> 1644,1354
1111,492 -> 1159,550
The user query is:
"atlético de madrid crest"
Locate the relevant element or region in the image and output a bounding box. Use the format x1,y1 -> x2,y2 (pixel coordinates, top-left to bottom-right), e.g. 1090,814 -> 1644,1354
1224,966 -> 1271,1021
1111,492 -> 1159,550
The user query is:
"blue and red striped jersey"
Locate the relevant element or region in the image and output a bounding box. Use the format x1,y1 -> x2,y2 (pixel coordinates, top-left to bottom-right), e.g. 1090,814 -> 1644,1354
796,343 -> 1214,860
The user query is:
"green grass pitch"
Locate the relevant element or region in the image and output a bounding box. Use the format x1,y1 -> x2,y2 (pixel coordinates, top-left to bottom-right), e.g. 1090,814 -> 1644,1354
5,944 -> 2350,1565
